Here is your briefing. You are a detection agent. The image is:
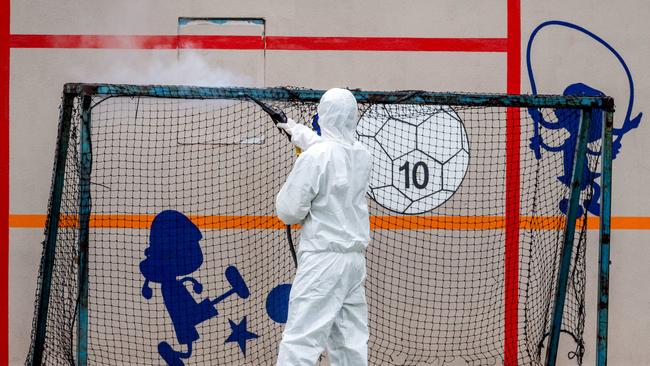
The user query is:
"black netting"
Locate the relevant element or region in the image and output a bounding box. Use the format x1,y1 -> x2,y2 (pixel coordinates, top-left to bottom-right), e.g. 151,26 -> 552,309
27,86 -> 602,366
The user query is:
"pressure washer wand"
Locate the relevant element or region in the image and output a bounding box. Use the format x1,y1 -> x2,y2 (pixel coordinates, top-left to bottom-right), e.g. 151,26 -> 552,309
246,95 -> 291,141
245,94 -> 299,268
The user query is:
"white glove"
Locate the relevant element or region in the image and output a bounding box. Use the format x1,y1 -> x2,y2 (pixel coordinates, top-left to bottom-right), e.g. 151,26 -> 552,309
277,118 -> 297,136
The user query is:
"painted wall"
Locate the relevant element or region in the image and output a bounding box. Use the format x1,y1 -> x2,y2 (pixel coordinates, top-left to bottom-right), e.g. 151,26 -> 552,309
4,0 -> 649,365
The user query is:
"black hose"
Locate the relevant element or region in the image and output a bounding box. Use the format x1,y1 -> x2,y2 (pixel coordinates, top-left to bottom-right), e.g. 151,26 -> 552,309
285,225 -> 298,268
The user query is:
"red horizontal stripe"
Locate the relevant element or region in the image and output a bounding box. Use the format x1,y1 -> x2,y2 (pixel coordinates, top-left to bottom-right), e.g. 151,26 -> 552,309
180,35 -> 263,49
267,36 -> 507,52
9,34 -> 263,50
9,34 -> 507,52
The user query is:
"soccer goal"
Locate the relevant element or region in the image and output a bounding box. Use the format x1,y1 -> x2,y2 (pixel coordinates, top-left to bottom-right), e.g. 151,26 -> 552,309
26,84 -> 613,366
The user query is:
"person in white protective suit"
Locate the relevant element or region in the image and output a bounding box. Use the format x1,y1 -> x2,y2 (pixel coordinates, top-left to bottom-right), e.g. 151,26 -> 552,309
274,88 -> 371,366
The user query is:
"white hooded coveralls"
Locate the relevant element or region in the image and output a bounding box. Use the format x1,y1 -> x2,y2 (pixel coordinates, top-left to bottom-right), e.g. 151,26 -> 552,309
275,88 -> 371,366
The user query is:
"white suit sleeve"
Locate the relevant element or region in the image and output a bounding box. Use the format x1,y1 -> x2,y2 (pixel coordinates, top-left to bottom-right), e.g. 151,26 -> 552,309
290,124 -> 321,151
275,152 -> 323,225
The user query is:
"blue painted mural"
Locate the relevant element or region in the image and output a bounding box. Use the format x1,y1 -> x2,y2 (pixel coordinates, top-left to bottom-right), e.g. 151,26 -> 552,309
225,316 -> 259,356
266,283 -> 292,324
526,20 -> 642,216
140,210 -> 255,365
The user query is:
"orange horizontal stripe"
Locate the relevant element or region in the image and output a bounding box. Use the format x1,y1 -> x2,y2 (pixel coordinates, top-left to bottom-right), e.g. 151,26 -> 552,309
8,214 -> 287,230
8,214 -> 650,230
372,215 -> 506,230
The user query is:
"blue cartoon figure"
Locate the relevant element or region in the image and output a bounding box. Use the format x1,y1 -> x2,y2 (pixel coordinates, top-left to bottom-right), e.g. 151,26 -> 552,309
527,21 -> 642,215
140,210 -> 251,365
528,83 -> 607,215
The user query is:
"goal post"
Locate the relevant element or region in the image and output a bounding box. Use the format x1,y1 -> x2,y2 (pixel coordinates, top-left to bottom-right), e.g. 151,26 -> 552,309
27,83 -> 613,366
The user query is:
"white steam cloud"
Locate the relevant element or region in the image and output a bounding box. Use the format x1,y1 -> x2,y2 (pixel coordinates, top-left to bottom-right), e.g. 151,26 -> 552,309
69,50 -> 255,87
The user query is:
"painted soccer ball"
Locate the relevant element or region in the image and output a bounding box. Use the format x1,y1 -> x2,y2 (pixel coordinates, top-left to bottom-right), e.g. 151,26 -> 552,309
357,104 -> 470,214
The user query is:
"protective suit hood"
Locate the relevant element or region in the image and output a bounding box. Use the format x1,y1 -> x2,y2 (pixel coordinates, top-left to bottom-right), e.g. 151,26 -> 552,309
317,88 -> 358,145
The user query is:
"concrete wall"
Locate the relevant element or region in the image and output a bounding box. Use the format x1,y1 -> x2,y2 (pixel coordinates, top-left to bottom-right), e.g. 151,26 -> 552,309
5,0 -> 650,365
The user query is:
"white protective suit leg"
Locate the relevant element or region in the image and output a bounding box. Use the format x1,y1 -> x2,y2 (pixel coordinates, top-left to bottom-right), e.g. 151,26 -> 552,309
325,271 -> 368,366
276,251 -> 368,366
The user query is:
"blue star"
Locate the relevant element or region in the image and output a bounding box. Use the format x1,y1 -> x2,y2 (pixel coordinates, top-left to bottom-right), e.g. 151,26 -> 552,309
225,316 -> 259,355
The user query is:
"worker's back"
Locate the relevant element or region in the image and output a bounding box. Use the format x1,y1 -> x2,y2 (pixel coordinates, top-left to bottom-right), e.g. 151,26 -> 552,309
298,139 -> 371,252
275,87 -> 371,252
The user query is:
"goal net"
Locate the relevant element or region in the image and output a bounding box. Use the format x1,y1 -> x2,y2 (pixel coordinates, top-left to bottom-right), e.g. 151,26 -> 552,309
27,84 -> 611,366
